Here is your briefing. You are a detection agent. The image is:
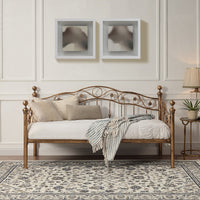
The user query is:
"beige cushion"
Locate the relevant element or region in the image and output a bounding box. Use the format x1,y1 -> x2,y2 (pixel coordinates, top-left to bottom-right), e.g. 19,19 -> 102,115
29,101 -> 63,122
33,96 -> 79,120
52,96 -> 79,119
66,105 -> 102,120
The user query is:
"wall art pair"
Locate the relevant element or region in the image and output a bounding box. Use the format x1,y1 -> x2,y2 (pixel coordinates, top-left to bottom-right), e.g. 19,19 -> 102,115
55,19 -> 141,59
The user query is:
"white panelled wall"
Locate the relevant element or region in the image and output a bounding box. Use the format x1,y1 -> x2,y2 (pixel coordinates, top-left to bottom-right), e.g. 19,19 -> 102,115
0,0 -> 199,155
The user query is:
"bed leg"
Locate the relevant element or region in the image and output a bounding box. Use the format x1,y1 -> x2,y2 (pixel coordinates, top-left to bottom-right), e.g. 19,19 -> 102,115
34,143 -> 38,157
170,100 -> 175,168
159,143 -> 162,156
24,141 -> 28,169
171,142 -> 175,168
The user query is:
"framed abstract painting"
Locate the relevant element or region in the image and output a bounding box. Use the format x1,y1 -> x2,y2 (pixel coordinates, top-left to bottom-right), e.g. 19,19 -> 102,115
101,19 -> 141,59
55,19 -> 95,59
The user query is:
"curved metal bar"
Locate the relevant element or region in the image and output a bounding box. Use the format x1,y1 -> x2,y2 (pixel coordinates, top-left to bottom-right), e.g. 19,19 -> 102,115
39,86 -> 159,112
79,97 -> 159,111
40,85 -> 158,101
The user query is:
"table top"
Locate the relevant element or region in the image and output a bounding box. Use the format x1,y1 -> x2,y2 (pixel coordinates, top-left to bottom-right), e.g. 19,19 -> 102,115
180,117 -> 200,122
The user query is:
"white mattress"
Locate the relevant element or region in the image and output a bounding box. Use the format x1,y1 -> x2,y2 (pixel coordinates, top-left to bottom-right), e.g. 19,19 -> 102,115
28,119 -> 170,140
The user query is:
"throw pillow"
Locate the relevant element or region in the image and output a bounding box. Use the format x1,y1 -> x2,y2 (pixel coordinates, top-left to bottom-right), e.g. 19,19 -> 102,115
29,101 -> 63,122
52,96 -> 79,119
33,96 -> 79,120
66,105 -> 102,120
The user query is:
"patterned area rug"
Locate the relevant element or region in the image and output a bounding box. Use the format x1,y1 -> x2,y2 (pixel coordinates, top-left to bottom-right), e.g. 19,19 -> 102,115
0,160 -> 200,200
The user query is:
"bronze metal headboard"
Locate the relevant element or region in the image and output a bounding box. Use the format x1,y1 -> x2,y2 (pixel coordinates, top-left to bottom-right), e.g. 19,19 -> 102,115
32,85 -> 161,116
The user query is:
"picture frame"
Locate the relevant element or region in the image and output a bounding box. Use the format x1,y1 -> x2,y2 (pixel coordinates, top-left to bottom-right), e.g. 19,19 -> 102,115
55,19 -> 95,59
101,19 -> 141,59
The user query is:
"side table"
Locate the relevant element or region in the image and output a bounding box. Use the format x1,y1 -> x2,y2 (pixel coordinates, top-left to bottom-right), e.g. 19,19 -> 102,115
180,117 -> 200,159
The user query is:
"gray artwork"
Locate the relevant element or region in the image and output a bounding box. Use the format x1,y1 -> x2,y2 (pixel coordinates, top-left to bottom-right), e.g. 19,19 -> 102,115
62,26 -> 88,52
108,25 -> 133,52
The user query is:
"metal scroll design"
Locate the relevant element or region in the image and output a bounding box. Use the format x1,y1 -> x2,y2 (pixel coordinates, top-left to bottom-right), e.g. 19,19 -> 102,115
161,100 -> 171,127
27,108 -> 33,125
41,86 -> 159,118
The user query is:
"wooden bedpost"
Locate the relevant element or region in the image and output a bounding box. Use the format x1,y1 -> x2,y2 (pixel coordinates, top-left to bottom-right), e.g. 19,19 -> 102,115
170,100 -> 175,168
32,86 -> 38,157
23,100 -> 29,169
157,85 -> 163,156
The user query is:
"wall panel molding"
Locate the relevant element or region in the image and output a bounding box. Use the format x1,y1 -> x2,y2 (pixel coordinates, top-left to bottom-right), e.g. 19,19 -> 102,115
197,0 -> 200,66
155,0 -> 160,81
0,0 -> 3,79
41,0 -> 160,81
164,0 -> 200,81
0,95 -> 32,101
37,0 -> 44,81
163,0 -> 168,81
0,142 -> 196,155
0,0 -> 198,155
1,0 -> 36,81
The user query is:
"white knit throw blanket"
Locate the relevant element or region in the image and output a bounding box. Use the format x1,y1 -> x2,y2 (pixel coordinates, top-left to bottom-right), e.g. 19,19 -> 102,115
86,114 -> 155,166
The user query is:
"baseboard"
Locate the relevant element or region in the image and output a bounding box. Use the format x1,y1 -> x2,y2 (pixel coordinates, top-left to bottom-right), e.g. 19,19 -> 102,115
0,142 -> 198,156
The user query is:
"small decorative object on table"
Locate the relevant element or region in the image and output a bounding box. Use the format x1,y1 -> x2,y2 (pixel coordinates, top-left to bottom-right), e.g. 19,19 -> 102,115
183,99 -> 200,120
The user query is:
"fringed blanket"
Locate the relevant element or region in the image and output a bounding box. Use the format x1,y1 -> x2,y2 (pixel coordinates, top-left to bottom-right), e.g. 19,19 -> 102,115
86,114 -> 155,166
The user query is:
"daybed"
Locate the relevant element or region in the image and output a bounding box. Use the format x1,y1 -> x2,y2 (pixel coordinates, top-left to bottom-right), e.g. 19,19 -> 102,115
23,85 -> 175,169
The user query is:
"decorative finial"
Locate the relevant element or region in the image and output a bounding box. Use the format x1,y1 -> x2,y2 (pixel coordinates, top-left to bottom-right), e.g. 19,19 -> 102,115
23,100 -> 28,107
23,100 -> 28,114
32,86 -> 38,97
170,100 -> 175,106
157,85 -> 162,91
